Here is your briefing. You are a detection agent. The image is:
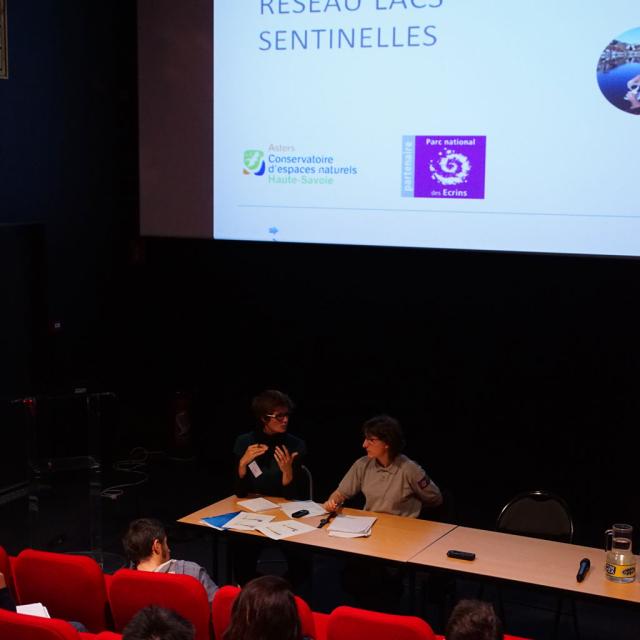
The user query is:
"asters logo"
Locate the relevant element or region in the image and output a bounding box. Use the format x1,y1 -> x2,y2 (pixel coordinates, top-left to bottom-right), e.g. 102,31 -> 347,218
243,150 -> 266,176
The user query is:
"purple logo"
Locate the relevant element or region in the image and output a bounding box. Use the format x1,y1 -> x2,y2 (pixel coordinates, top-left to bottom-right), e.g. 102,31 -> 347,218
404,135 -> 486,199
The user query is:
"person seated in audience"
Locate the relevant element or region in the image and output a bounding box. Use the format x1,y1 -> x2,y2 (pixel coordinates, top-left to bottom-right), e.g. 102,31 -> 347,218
223,575 -> 307,640
233,389 -> 307,500
122,605 -> 194,640
446,599 -> 503,640
0,572 -> 16,611
323,414 -> 442,517
123,518 -> 218,602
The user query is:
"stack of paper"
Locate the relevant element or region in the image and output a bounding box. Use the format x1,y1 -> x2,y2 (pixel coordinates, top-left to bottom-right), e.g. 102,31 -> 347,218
279,500 -> 327,518
256,519 -> 317,541
327,515 -> 377,538
236,497 -> 280,512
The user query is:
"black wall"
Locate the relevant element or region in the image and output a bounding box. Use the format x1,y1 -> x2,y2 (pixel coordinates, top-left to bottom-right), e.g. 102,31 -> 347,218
0,0 -> 137,391
1,2 -> 639,548
0,1 -> 137,490
129,239 -> 640,546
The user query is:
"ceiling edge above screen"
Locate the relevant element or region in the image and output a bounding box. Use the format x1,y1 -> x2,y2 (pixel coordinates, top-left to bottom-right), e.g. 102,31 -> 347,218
138,0 -> 213,239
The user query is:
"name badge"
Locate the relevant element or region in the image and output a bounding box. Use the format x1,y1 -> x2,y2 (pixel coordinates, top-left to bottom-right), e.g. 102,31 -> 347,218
248,461 -> 262,478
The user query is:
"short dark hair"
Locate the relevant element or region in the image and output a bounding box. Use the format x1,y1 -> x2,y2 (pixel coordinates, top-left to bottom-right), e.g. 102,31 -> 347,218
223,575 -> 302,640
446,599 -> 503,640
362,415 -> 406,459
251,390 -> 294,423
123,605 -> 194,640
122,518 -> 166,566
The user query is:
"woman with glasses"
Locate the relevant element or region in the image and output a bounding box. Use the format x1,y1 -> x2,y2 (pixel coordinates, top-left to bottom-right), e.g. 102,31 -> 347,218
322,415 -> 443,610
323,414 -> 442,517
232,390 -> 309,586
233,389 -> 307,500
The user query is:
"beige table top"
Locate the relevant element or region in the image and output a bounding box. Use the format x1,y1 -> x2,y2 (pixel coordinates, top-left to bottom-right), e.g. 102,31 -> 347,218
409,526 -> 640,604
178,495 -> 456,563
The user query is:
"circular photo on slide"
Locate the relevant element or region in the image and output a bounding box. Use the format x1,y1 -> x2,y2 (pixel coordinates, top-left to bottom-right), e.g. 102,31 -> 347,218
597,27 -> 640,115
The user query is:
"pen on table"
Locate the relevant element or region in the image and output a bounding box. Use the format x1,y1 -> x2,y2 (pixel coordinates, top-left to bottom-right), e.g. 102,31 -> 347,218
576,558 -> 590,582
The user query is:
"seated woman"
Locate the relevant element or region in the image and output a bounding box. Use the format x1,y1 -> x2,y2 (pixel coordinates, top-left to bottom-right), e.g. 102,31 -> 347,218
233,389 -> 307,500
232,389 -> 310,587
322,415 -> 444,613
323,414 -> 442,517
223,575 -> 307,640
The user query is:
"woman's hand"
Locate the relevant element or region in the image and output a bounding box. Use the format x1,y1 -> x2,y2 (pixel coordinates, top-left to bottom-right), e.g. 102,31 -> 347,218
238,443 -> 268,478
323,491 -> 346,513
274,445 -> 299,486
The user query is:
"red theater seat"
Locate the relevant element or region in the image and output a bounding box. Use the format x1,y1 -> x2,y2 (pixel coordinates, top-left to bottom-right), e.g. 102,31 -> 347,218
211,584 -> 319,640
0,545 -> 16,599
109,568 -> 210,640
13,549 -> 109,633
0,608 -> 80,640
327,605 -> 436,640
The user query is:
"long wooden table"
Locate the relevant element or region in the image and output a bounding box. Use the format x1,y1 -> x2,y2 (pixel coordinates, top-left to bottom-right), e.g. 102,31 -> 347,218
178,495 -> 456,563
179,496 -> 640,608
408,526 -> 640,604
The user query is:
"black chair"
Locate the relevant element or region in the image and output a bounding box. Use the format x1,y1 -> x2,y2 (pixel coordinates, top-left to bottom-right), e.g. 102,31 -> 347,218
497,489 -> 573,543
496,489 -> 578,639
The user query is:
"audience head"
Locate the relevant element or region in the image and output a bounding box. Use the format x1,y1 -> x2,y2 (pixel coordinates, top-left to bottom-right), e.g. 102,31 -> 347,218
251,389 -> 294,428
223,575 -> 302,640
123,518 -> 169,566
446,599 -> 503,640
362,415 -> 406,459
122,605 -> 194,640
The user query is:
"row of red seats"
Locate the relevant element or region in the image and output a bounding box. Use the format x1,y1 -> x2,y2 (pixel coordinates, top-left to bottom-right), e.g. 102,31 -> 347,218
0,546 -> 531,640
0,603 -> 433,640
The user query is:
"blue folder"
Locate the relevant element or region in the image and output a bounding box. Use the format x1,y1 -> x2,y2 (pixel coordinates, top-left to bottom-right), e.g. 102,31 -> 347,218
200,511 -> 241,530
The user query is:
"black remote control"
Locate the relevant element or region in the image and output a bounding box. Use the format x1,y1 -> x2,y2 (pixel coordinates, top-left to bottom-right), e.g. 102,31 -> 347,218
291,509 -> 309,518
447,549 -> 476,561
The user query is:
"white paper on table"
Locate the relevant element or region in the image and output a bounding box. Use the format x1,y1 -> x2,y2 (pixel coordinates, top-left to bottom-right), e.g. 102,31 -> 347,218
327,515 -> 377,535
236,497 -> 280,512
256,519 -> 317,540
279,500 -> 327,518
16,603 -> 51,618
328,530 -> 373,538
223,512 -> 275,531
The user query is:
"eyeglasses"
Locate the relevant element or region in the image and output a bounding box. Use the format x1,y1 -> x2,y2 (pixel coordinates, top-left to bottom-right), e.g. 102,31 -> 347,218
364,436 -> 381,443
265,412 -> 290,422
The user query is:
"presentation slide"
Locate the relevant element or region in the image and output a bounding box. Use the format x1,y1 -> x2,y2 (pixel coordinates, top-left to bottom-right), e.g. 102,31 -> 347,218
213,1 -> 640,257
